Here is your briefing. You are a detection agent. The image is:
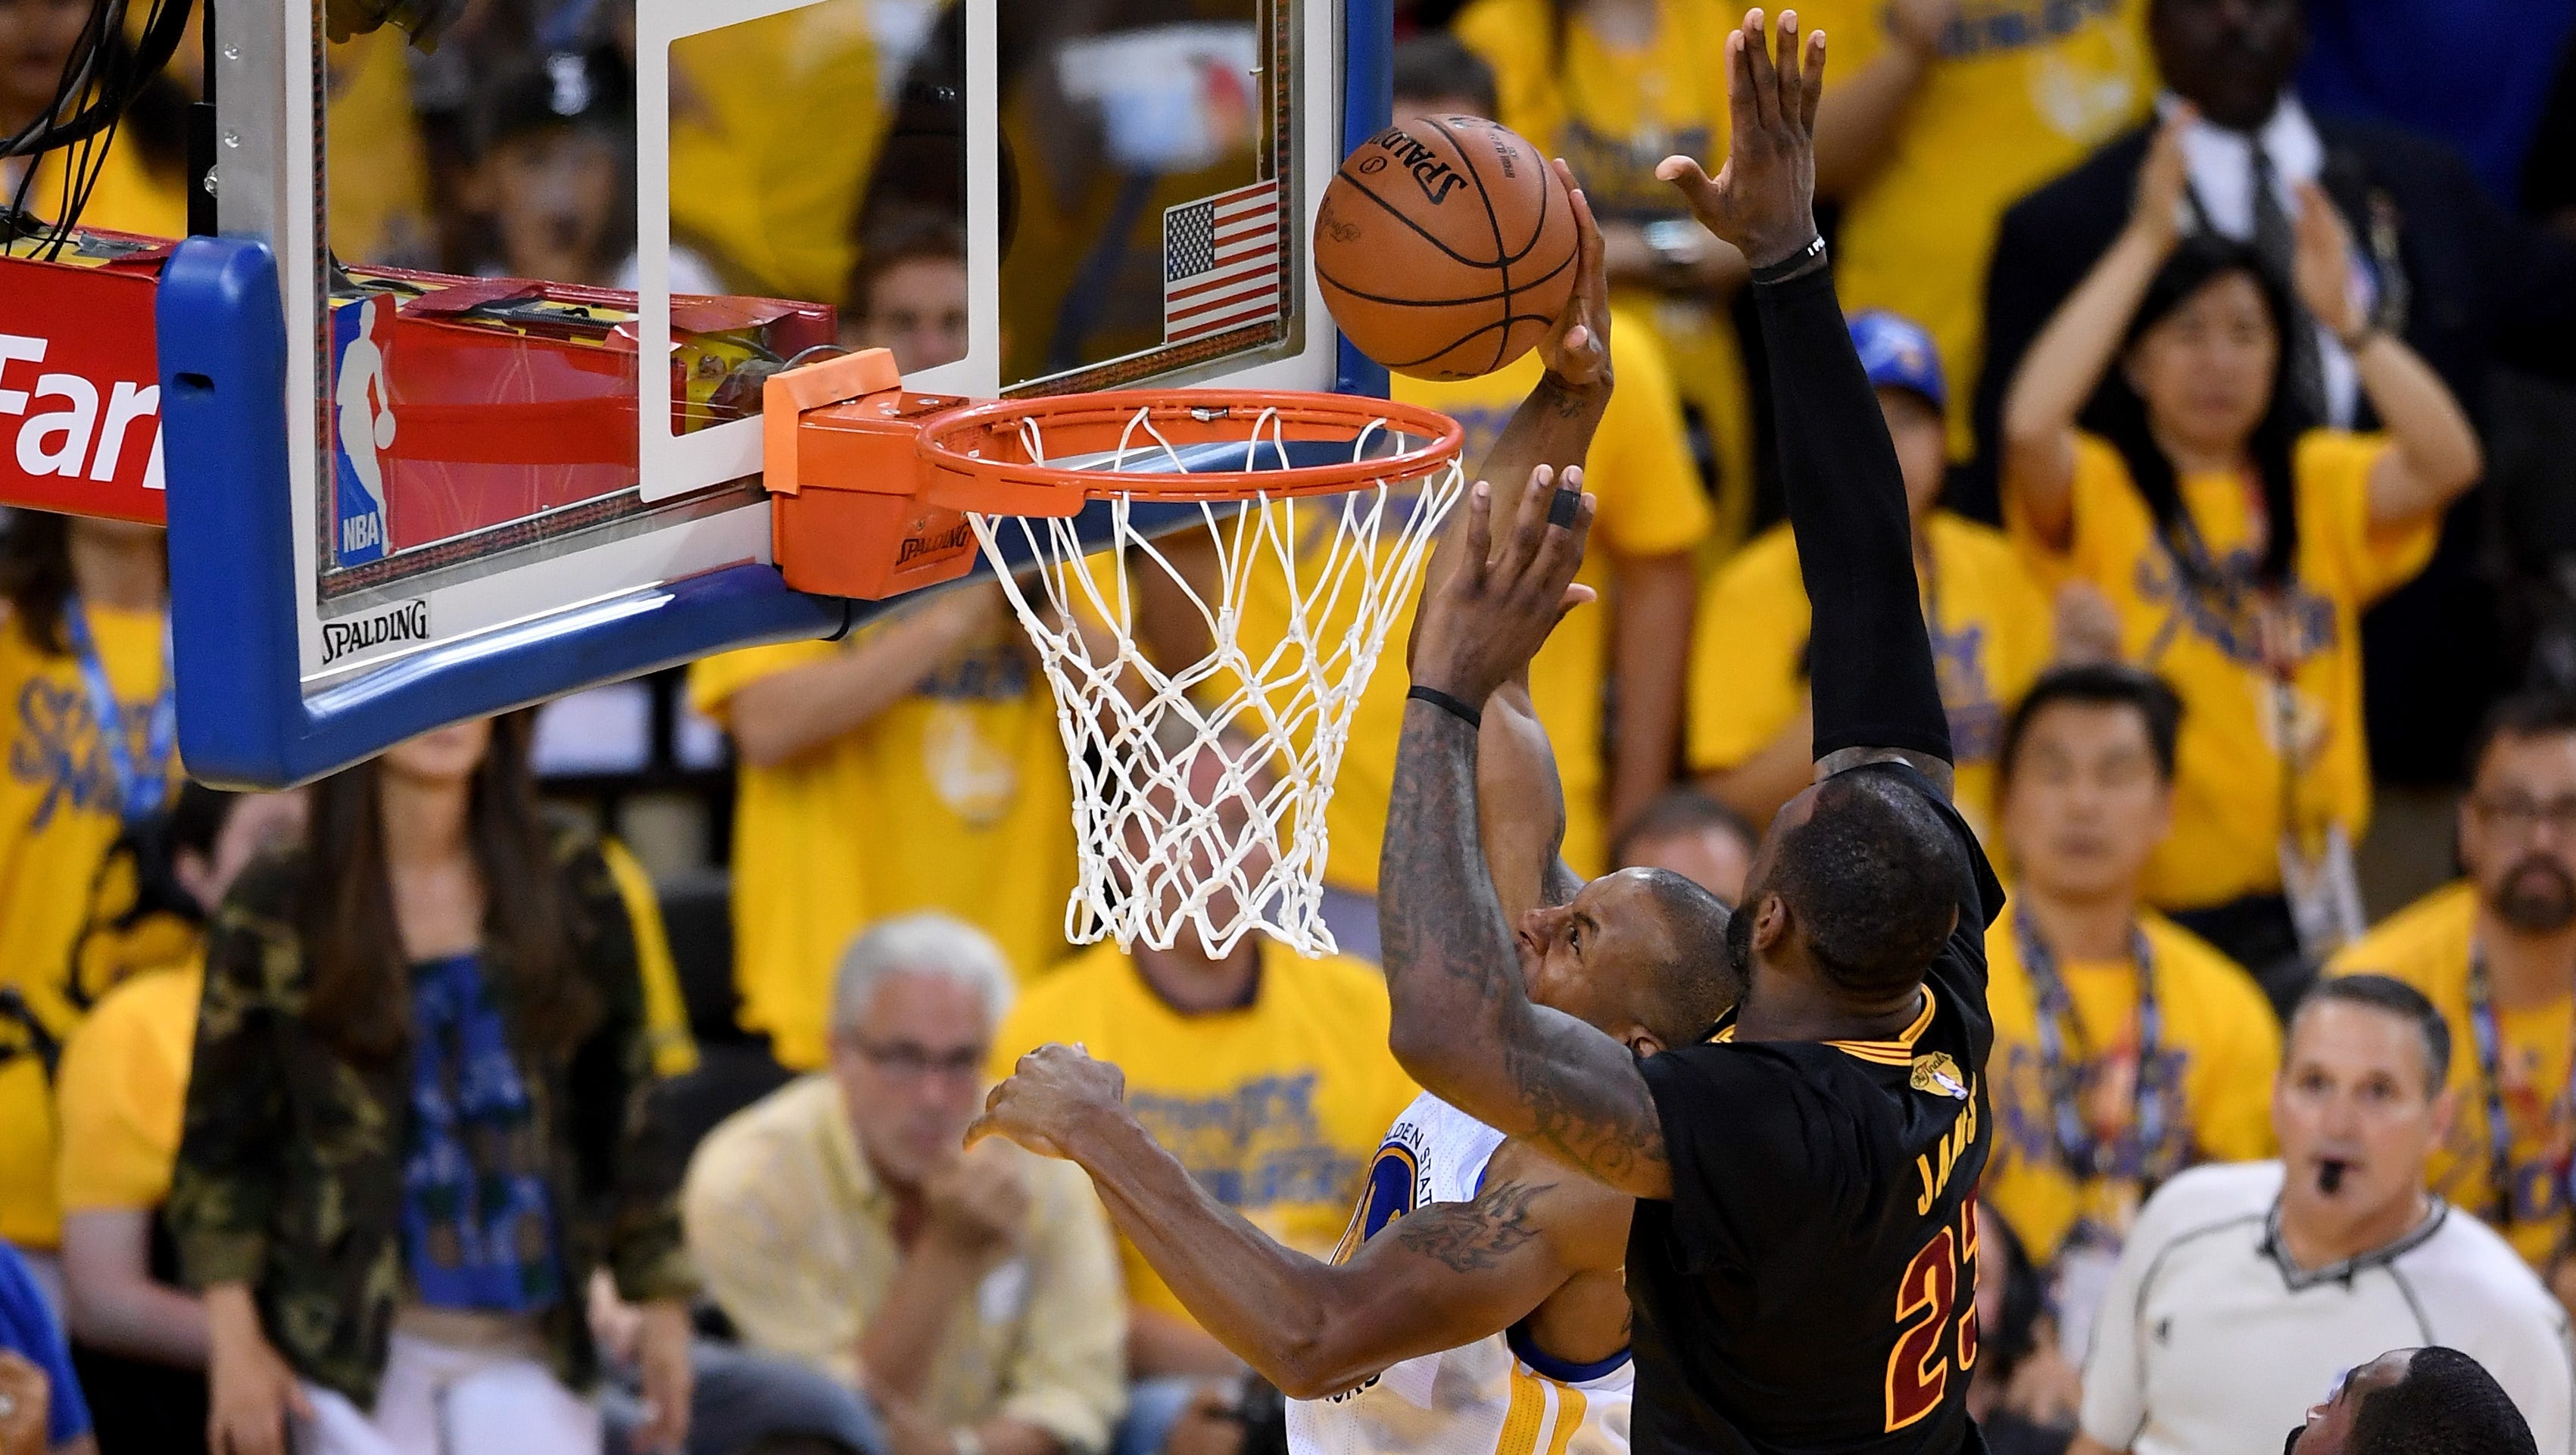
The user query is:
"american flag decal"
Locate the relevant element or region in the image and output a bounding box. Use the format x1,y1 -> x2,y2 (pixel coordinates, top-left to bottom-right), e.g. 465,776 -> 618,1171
1162,179 -> 1283,344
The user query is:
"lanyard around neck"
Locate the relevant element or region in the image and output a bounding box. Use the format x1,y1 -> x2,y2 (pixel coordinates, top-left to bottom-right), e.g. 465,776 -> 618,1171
63,597 -> 176,824
2462,946 -> 2576,1228
2013,907 -> 2175,1188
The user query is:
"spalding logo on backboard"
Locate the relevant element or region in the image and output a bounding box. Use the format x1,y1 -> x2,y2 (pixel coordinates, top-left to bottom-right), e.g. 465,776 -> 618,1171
329,294 -> 399,567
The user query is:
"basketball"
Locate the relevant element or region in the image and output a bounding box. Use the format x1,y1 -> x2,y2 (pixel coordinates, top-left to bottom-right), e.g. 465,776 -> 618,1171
1313,116 -> 1580,381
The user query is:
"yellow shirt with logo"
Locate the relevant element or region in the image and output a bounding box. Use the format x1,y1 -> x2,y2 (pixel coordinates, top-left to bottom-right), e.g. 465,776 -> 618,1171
1687,511 -> 2053,845
1453,0 -> 1755,547
1982,908 -> 2279,1265
2007,432 -> 2434,911
692,628 -> 1077,1070
53,846 -> 694,1220
1227,319 -> 1708,893
990,939 -> 1417,1326
2327,883 -> 2570,1266
0,604 -> 176,1250
1789,0 -> 2153,456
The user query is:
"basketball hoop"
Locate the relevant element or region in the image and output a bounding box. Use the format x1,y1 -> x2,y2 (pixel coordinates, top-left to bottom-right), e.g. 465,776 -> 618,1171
763,350 -> 1468,958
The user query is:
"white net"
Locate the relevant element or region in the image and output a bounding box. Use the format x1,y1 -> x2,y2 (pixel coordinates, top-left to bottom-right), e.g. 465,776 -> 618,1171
966,404 -> 1465,958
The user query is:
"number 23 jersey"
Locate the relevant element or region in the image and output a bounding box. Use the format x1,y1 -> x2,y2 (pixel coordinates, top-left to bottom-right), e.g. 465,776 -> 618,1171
1287,1092 -> 1635,1455
1629,763 -> 2004,1455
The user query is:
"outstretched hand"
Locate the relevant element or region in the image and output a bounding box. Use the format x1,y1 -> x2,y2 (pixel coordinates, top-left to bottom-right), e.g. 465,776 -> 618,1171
966,1043 -> 1127,1161
2291,179 -> 2366,338
1408,466 -> 1598,707
1655,9 -> 1824,270
1535,160 -> 1614,394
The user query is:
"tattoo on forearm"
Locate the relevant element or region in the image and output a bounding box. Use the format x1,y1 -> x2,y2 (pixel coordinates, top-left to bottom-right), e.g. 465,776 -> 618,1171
1393,1179 -> 1548,1273
1382,706 -> 1669,1189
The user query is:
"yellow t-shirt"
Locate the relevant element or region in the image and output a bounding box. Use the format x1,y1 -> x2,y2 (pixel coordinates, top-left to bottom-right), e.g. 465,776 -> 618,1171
2326,883 -> 2569,1266
11,132 -> 188,240
1791,0 -> 2153,456
1453,0 -> 1755,548
1686,511 -> 2053,845
1983,908 -> 2280,1265
990,938 -> 1417,1326
0,604 -> 176,1250
667,2 -> 885,302
324,27 -> 435,266
54,843 -> 697,1215
692,627 -> 1078,1070
53,962 -> 201,1215
1230,318 -> 1708,893
2008,432 -> 2434,911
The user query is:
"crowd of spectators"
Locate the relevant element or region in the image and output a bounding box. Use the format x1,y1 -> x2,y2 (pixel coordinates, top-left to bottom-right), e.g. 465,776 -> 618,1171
7,0 -> 2576,1452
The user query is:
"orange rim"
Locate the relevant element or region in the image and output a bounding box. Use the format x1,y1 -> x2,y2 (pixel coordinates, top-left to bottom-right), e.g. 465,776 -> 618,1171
916,389 -> 1466,513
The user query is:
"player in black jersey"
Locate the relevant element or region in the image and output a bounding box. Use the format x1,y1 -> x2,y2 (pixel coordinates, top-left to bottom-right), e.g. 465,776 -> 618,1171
1380,11 -> 2002,1455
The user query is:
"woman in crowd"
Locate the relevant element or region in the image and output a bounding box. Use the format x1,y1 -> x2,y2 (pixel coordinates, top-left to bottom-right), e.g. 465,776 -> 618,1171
0,509 -> 173,1307
2001,114 -> 2484,1008
168,714 -> 697,1455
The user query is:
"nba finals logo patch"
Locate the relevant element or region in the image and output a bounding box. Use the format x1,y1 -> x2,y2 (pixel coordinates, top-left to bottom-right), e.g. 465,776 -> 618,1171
329,293 -> 398,567
1910,1052 -> 1970,1101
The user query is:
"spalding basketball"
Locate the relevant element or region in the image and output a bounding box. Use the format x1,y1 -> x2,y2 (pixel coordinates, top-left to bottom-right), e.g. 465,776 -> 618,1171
1313,117 -> 1579,381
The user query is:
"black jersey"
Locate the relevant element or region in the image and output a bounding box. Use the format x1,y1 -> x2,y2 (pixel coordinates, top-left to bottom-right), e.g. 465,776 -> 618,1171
1626,762 -> 2004,1455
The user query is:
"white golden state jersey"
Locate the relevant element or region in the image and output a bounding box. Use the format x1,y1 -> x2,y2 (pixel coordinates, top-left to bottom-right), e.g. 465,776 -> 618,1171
1286,1093 -> 1633,1455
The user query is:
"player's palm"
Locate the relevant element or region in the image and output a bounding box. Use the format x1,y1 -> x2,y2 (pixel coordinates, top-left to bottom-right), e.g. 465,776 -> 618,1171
1657,9 -> 1824,270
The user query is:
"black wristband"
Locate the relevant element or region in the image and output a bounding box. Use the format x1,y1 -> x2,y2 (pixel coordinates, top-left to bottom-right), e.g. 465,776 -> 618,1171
1748,233 -> 1828,286
1408,684 -> 1483,729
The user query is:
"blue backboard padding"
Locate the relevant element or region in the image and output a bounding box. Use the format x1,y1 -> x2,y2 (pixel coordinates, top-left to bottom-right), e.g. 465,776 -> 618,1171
157,236 -> 856,789
1334,0 -> 1392,400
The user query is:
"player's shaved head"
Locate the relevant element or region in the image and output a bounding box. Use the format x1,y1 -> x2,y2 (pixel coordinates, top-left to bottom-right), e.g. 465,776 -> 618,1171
1757,771 -> 1966,995
1633,868 -> 1739,1045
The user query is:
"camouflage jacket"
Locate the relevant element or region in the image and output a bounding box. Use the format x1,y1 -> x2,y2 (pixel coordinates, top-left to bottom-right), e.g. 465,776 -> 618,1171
167,821 -> 697,1407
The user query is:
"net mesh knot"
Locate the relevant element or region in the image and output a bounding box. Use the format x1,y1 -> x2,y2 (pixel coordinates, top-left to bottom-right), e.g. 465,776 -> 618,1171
967,403 -> 1464,958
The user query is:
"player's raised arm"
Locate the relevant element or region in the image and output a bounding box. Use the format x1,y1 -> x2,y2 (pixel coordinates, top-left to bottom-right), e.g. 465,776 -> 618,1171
967,1048 -> 1627,1399
1442,188 -> 1601,920
1380,465 -> 1672,1198
1660,9 -> 1954,796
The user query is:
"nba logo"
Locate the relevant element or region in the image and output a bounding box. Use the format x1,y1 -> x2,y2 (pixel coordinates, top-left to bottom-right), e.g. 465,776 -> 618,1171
330,294 -> 398,566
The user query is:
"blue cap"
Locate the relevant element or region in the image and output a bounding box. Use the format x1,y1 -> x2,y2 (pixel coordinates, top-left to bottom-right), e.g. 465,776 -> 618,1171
1848,310 -> 1945,412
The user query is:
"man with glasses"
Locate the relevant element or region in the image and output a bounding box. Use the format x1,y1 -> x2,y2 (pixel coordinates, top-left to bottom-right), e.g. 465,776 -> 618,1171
2330,692 -> 2576,1306
685,913 -> 1126,1455
2068,975 -> 2571,1455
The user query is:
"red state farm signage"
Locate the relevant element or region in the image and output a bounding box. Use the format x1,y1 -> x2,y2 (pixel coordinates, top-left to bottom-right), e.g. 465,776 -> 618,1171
0,237 -> 169,525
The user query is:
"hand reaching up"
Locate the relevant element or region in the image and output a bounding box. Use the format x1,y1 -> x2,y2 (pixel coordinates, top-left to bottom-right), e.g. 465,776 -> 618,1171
1655,9 -> 1824,270
1407,465 -> 1598,706
2292,179 -> 2367,339
1535,159 -> 1614,394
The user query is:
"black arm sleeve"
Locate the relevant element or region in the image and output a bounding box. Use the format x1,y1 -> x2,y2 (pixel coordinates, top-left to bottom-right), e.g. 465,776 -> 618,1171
1753,264 -> 1953,765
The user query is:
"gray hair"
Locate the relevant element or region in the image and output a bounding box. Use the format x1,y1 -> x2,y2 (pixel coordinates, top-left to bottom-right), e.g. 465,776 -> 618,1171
830,911 -> 1016,1036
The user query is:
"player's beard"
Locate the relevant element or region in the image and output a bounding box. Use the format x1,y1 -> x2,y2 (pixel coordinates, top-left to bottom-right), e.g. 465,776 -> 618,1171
2495,855 -> 2576,933
2283,1425 -> 2304,1455
1725,897 -> 1753,982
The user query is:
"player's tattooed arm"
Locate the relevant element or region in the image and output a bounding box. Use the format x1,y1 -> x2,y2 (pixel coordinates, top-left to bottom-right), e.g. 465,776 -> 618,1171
1479,679 -> 1582,921
968,1049 -> 1626,1400
1388,471 -> 1673,1199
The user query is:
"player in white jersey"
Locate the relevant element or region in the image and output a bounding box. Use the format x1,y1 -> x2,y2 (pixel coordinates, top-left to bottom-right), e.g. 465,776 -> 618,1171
973,661 -> 1737,1455
1293,1088 -> 1633,1455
